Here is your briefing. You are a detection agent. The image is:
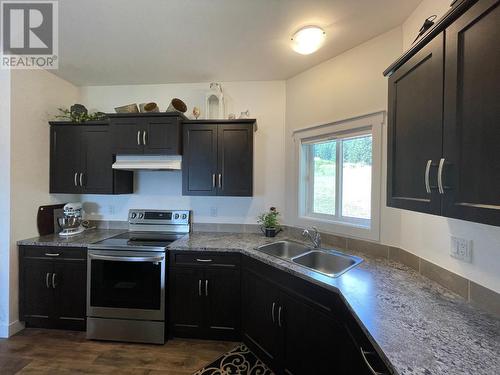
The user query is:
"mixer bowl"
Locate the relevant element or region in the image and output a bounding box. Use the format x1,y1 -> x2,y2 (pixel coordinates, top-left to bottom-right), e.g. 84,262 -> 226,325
58,216 -> 82,230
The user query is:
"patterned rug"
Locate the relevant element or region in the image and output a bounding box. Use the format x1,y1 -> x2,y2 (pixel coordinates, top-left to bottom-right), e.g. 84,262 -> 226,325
193,343 -> 273,375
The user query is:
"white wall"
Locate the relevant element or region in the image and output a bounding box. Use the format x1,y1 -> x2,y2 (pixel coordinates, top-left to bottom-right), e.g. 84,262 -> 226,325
0,70 -> 12,337
284,4 -> 500,293
3,70 -> 80,337
402,0 -> 452,51
78,81 -> 286,224
285,27 -> 402,232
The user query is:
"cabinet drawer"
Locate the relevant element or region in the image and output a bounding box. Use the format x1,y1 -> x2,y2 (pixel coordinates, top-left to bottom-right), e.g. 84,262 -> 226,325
21,246 -> 86,260
170,251 -> 240,268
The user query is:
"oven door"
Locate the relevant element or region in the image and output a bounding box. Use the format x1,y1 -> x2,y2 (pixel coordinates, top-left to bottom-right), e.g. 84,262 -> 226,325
87,249 -> 165,321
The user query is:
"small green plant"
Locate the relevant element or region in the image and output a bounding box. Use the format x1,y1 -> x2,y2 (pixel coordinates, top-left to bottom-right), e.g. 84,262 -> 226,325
55,104 -> 107,123
257,207 -> 281,229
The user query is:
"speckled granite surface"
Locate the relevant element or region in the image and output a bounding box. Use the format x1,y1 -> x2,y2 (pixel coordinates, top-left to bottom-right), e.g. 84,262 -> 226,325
17,230 -> 499,374
16,229 -> 126,247
169,232 -> 500,375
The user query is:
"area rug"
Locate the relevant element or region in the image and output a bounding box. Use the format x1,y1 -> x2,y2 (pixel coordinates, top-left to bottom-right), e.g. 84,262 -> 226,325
193,343 -> 273,375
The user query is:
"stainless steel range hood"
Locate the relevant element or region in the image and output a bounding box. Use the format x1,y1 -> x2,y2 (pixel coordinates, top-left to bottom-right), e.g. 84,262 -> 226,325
112,155 -> 182,171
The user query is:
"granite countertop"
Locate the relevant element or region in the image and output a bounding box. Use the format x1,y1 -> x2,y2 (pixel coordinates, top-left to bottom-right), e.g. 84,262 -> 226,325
168,232 -> 500,375
17,229 -> 126,247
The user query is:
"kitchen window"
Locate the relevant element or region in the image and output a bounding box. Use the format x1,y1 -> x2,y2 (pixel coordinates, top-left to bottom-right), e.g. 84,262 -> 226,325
295,112 -> 383,241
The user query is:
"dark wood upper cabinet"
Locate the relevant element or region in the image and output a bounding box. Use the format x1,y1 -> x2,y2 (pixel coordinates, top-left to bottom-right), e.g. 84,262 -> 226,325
182,124 -> 218,196
387,33 -> 444,215
385,0 -> 500,227
109,113 -> 183,155
50,125 -> 82,193
50,123 -> 133,195
218,124 -> 253,196
182,120 -> 255,197
442,0 -> 500,226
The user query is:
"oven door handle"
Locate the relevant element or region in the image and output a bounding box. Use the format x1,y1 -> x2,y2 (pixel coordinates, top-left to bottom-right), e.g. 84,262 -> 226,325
89,254 -> 165,263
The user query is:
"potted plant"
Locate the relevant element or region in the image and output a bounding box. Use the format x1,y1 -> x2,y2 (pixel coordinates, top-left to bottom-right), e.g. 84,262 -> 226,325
257,207 -> 282,237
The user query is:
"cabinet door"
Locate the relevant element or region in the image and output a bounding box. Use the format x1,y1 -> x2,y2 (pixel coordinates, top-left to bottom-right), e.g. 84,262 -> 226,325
21,259 -> 54,324
217,124 -> 253,196
170,268 -> 205,337
110,117 -> 144,154
281,293 -> 342,375
204,268 -> 240,340
53,260 -> 86,330
81,126 -> 114,194
182,124 -> 218,196
241,270 -> 281,369
50,126 -> 82,193
143,117 -> 181,155
442,0 -> 500,226
387,33 -> 444,214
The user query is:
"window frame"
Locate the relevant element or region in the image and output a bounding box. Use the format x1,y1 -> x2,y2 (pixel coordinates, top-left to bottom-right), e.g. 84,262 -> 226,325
294,112 -> 384,242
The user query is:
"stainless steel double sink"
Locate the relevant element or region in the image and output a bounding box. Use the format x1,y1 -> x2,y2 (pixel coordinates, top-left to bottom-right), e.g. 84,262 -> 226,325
257,240 -> 363,278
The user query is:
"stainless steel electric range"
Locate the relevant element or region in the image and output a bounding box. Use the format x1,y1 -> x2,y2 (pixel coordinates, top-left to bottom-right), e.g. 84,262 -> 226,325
87,209 -> 191,344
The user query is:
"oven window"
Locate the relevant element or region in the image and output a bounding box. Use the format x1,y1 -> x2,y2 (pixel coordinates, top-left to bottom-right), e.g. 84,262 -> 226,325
90,259 -> 161,310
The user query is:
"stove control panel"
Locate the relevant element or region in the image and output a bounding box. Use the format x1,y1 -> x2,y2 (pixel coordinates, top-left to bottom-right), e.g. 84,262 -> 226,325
128,209 -> 191,225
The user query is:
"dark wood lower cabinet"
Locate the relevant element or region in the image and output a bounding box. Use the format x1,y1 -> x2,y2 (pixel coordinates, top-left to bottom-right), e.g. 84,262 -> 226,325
241,256 -> 392,375
19,246 -> 393,373
169,252 -> 241,340
241,269 -> 281,369
19,246 -> 87,331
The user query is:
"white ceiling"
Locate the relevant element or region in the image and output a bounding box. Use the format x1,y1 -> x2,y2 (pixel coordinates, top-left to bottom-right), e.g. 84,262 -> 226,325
55,0 -> 421,86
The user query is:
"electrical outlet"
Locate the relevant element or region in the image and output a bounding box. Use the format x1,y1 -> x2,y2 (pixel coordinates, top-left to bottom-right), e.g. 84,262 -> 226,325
450,236 -> 472,263
107,205 -> 115,215
210,207 -> 218,217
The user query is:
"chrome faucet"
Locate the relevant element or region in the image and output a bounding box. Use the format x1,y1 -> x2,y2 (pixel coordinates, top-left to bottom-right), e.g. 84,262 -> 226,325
302,227 -> 321,248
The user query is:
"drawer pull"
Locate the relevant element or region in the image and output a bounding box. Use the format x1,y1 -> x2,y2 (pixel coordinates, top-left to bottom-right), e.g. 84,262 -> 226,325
44,253 -> 60,257
196,258 -> 213,263
360,348 -> 385,375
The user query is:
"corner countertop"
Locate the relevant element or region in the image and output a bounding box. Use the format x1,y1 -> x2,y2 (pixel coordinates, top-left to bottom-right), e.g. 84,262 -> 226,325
168,232 -> 500,375
17,229 -> 126,248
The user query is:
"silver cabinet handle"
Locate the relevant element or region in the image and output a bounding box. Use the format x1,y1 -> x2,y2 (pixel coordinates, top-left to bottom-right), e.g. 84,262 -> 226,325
74,172 -> 78,187
52,273 -> 57,289
137,130 -> 141,145
79,172 -> 84,187
89,253 -> 164,262
438,158 -> 445,194
143,130 -> 147,146
45,273 -> 51,288
425,159 -> 432,194
44,253 -> 60,257
205,280 -> 209,297
198,279 -> 202,296
271,302 -> 276,323
218,173 -> 222,188
196,258 -> 213,263
212,174 -> 216,188
360,348 -> 384,375
278,306 -> 283,327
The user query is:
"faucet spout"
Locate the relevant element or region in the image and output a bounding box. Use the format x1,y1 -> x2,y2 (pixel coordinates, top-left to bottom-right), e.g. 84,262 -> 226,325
302,227 -> 321,248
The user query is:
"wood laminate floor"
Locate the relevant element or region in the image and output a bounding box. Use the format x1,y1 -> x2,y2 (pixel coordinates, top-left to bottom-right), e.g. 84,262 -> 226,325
0,329 -> 238,374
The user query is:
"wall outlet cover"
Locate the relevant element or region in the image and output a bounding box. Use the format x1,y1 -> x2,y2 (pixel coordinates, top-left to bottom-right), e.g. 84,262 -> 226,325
450,236 -> 473,263
210,207 -> 218,217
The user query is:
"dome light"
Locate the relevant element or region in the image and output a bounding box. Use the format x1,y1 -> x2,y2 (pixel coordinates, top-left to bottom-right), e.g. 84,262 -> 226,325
291,26 -> 326,55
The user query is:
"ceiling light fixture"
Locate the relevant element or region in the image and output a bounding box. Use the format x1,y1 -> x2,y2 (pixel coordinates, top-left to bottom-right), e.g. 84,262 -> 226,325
291,26 -> 326,55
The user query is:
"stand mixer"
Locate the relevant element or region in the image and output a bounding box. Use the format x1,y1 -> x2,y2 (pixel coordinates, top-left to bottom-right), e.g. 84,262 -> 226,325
58,202 -> 85,236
